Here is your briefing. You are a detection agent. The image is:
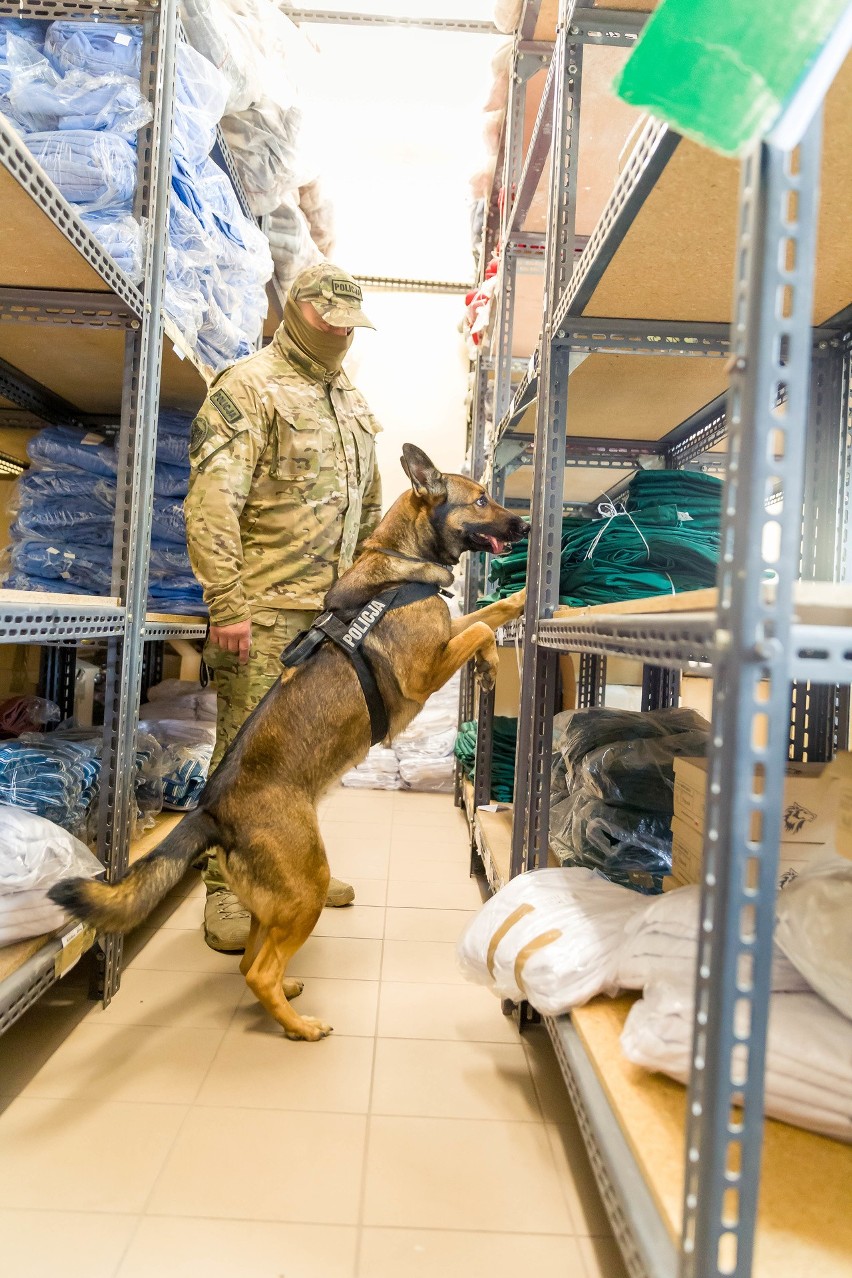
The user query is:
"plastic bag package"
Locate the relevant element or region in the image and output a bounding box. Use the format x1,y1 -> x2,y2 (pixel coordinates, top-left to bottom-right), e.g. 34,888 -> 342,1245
266,193 -> 322,290
27,424 -> 117,478
173,41 -> 229,165
153,461 -> 191,499
79,209 -> 144,282
25,129 -> 137,212
16,463 -> 115,506
179,0 -> 257,112
580,729 -> 710,815
298,178 -> 334,256
341,746 -> 403,791
550,788 -> 672,892
493,0 -> 524,34
774,858 -> 852,1021
457,867 -> 649,1015
0,804 -> 103,945
12,499 -> 114,546
554,706 -> 710,787
0,695 -> 61,738
616,883 -> 811,994
6,34 -> 152,136
398,756 -> 454,793
143,679 -> 217,721
10,541 -> 113,593
139,715 -> 215,810
484,38 -> 512,113
0,736 -> 93,834
45,22 -> 142,78
621,979 -> 852,1144
148,578 -> 207,616
220,102 -> 310,215
165,248 -> 205,348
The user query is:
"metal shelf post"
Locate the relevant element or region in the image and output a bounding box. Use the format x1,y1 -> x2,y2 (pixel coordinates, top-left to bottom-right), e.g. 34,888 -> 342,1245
681,117 -> 825,1278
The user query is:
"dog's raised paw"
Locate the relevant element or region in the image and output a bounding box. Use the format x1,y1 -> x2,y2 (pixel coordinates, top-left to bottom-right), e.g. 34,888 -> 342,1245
283,978 -> 305,1000
284,1016 -> 333,1042
475,660 -> 497,691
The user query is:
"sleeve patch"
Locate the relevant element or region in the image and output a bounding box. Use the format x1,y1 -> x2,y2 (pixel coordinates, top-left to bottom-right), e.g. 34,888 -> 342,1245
210,389 -> 245,425
189,418 -> 208,457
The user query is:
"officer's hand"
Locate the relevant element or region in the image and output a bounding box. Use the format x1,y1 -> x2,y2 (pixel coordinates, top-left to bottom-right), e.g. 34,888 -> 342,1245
209,619 -> 252,665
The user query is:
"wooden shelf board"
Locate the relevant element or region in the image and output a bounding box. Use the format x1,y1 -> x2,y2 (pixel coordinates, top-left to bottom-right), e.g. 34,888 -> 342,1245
572,996 -> 852,1278
553,581 -> 852,626
475,805 -> 514,888
585,52 -> 852,326
505,460 -> 634,505
130,811 -> 184,864
0,587 -> 120,609
0,162 -> 113,294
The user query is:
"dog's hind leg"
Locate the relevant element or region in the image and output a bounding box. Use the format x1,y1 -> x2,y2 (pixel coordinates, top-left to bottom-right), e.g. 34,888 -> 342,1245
244,920 -> 328,1040
241,916 -> 305,1001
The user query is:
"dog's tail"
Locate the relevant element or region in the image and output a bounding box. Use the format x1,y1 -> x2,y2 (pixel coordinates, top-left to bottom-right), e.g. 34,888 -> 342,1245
48,810 -> 219,934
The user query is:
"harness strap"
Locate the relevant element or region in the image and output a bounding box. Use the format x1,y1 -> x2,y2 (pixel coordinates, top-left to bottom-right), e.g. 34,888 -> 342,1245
280,579 -> 444,745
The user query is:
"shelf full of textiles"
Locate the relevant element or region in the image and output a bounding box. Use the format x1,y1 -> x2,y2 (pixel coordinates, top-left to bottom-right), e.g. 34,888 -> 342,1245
456,4 -> 852,1278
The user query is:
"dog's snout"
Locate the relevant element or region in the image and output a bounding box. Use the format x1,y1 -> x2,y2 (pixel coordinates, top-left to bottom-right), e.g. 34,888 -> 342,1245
512,518 -> 531,539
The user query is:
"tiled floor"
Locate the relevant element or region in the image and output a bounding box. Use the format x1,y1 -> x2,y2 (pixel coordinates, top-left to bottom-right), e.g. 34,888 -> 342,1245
0,788 -> 628,1278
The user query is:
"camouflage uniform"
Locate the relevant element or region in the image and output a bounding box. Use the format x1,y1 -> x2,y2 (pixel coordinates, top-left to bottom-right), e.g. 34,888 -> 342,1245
185,265 -> 382,893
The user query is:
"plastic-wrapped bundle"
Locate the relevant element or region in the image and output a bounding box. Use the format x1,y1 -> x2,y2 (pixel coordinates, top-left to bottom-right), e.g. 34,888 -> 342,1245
3,571 -> 94,596
493,0 -> 523,34
484,38 -> 512,112
0,695 -> 60,738
148,577 -> 207,615
550,788 -> 672,892
173,41 -> 229,165
580,729 -> 710,815
220,102 -> 309,215
153,461 -> 191,499
165,245 -> 205,347
25,129 -> 137,212
341,746 -> 403,790
398,757 -> 454,793
774,858 -> 852,1021
0,804 -> 102,946
197,155 -> 273,276
9,541 -> 113,593
179,0 -> 256,112
16,463 -> 114,506
0,736 -> 92,834
142,679 -> 217,723
5,34 -> 152,135
152,499 -> 188,546
138,718 -> 215,810
266,193 -> 322,290
554,706 -> 710,786
45,21 -> 142,78
298,178 -> 334,256
27,424 -> 117,477
195,286 -> 252,370
79,210 -> 144,282
12,498 -> 114,546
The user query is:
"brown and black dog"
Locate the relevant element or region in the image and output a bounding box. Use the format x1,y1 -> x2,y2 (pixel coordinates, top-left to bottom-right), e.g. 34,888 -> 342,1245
51,445 -> 528,1041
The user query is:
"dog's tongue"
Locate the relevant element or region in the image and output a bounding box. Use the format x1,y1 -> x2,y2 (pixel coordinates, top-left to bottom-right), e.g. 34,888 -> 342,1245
485,536 -> 509,555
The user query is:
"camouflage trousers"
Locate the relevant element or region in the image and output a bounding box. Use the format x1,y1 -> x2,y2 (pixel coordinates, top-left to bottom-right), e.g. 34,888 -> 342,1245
200,608 -> 317,891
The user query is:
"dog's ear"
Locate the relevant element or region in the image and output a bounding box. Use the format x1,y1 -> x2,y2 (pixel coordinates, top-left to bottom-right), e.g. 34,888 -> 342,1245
400,443 -> 447,504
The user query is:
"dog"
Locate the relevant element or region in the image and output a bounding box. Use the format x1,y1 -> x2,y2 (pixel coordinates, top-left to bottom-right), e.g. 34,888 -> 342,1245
51,444 -> 528,1041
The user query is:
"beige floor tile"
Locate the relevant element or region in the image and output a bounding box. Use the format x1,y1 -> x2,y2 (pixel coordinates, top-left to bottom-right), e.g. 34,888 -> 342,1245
0,1097 -> 187,1212
547,1124 -> 613,1238
524,1026 -> 578,1125
579,1236 -> 630,1278
324,848 -> 392,881
359,1228 -> 587,1278
312,903 -> 386,939
386,878 -> 486,910
148,1107 -> 367,1223
117,1217 -> 358,1278
0,1209 -> 139,1278
128,927 -> 241,975
377,981 -> 520,1043
18,1022 -> 224,1106
90,968 -> 246,1030
381,940 -> 466,985
288,935 -> 383,981
392,793 -> 464,825
146,889 -> 208,931
389,822 -> 471,859
346,876 -> 388,907
384,907 -> 475,944
237,977 -> 379,1038
320,820 -> 393,854
363,1116 -> 574,1233
387,852 -> 474,884
197,1031 -> 374,1112
323,790 -> 397,824
371,1038 -> 542,1121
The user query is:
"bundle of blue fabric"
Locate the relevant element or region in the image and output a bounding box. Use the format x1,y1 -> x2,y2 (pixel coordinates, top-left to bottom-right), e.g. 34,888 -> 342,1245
0,18 -> 272,367
3,417 -> 206,616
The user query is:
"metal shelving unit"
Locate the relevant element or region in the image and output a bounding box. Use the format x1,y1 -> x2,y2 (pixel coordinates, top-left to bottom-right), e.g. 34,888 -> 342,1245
0,0 -> 239,1032
460,3 -> 852,1277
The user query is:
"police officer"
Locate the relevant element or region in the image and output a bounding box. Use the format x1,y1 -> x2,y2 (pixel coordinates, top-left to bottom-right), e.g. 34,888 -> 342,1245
185,262 -> 382,952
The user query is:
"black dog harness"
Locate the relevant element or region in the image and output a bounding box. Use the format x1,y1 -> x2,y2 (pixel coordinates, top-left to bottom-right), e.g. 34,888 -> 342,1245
280,576 -> 452,745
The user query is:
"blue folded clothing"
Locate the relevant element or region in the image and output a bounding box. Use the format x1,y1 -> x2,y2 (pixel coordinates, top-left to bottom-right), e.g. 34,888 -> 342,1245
26,128 -> 136,211
17,465 -> 115,506
12,499 -> 114,545
154,462 -> 190,499
44,21 -> 141,78
173,42 -> 228,166
79,210 -> 144,282
6,37 -> 151,136
27,424 -> 117,477
151,499 -> 188,546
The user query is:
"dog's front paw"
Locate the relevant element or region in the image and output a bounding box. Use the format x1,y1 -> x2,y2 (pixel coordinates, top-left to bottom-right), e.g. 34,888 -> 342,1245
284,1015 -> 333,1042
474,656 -> 497,691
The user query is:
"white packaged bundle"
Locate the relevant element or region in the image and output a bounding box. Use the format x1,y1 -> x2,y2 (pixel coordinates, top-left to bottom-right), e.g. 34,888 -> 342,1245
341,746 -> 402,791
0,804 -> 102,944
142,679 -> 217,723
398,756 -> 454,793
616,883 -> 811,994
775,857 -> 852,1020
457,867 -> 648,1015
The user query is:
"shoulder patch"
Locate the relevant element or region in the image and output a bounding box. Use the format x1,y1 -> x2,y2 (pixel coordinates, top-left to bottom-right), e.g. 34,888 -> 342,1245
210,389 -> 244,425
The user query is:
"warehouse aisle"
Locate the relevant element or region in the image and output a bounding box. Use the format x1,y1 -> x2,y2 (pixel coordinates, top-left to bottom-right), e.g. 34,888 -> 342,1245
0,789 -> 626,1278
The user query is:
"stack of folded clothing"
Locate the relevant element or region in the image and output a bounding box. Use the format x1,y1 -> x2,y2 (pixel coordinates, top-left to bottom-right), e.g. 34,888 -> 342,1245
482,470 -> 723,606
0,803 -> 103,945
550,707 -> 710,892
2,417 -> 206,615
454,715 -> 518,804
0,18 -> 273,369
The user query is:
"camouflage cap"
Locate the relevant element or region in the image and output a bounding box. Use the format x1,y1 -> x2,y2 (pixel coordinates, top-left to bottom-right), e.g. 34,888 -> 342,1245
291,262 -> 376,330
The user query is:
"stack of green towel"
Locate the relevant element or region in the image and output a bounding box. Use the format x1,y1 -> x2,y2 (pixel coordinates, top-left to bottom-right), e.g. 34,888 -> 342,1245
454,717 -> 518,804
482,469 -> 723,606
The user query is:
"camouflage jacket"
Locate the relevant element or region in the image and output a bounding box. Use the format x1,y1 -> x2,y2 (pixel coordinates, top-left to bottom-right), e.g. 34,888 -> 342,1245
185,328 -> 382,625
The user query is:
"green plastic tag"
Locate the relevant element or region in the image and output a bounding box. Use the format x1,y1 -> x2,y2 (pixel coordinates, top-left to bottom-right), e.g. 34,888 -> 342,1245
613,0 -> 849,156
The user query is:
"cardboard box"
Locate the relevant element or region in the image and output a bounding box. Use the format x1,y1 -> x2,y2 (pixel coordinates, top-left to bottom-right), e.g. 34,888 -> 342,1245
670,813 -> 831,888
825,752 -> 852,862
672,756 -> 839,845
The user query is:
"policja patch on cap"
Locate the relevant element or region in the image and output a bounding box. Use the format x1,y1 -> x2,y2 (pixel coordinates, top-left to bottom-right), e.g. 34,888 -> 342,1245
291,262 -> 376,330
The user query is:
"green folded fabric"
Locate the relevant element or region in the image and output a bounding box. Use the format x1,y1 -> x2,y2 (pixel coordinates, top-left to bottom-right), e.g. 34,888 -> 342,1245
454,717 -> 518,803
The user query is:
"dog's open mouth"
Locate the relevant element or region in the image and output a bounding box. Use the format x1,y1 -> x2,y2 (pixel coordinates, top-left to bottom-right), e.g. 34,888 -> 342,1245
470,532 -> 513,555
